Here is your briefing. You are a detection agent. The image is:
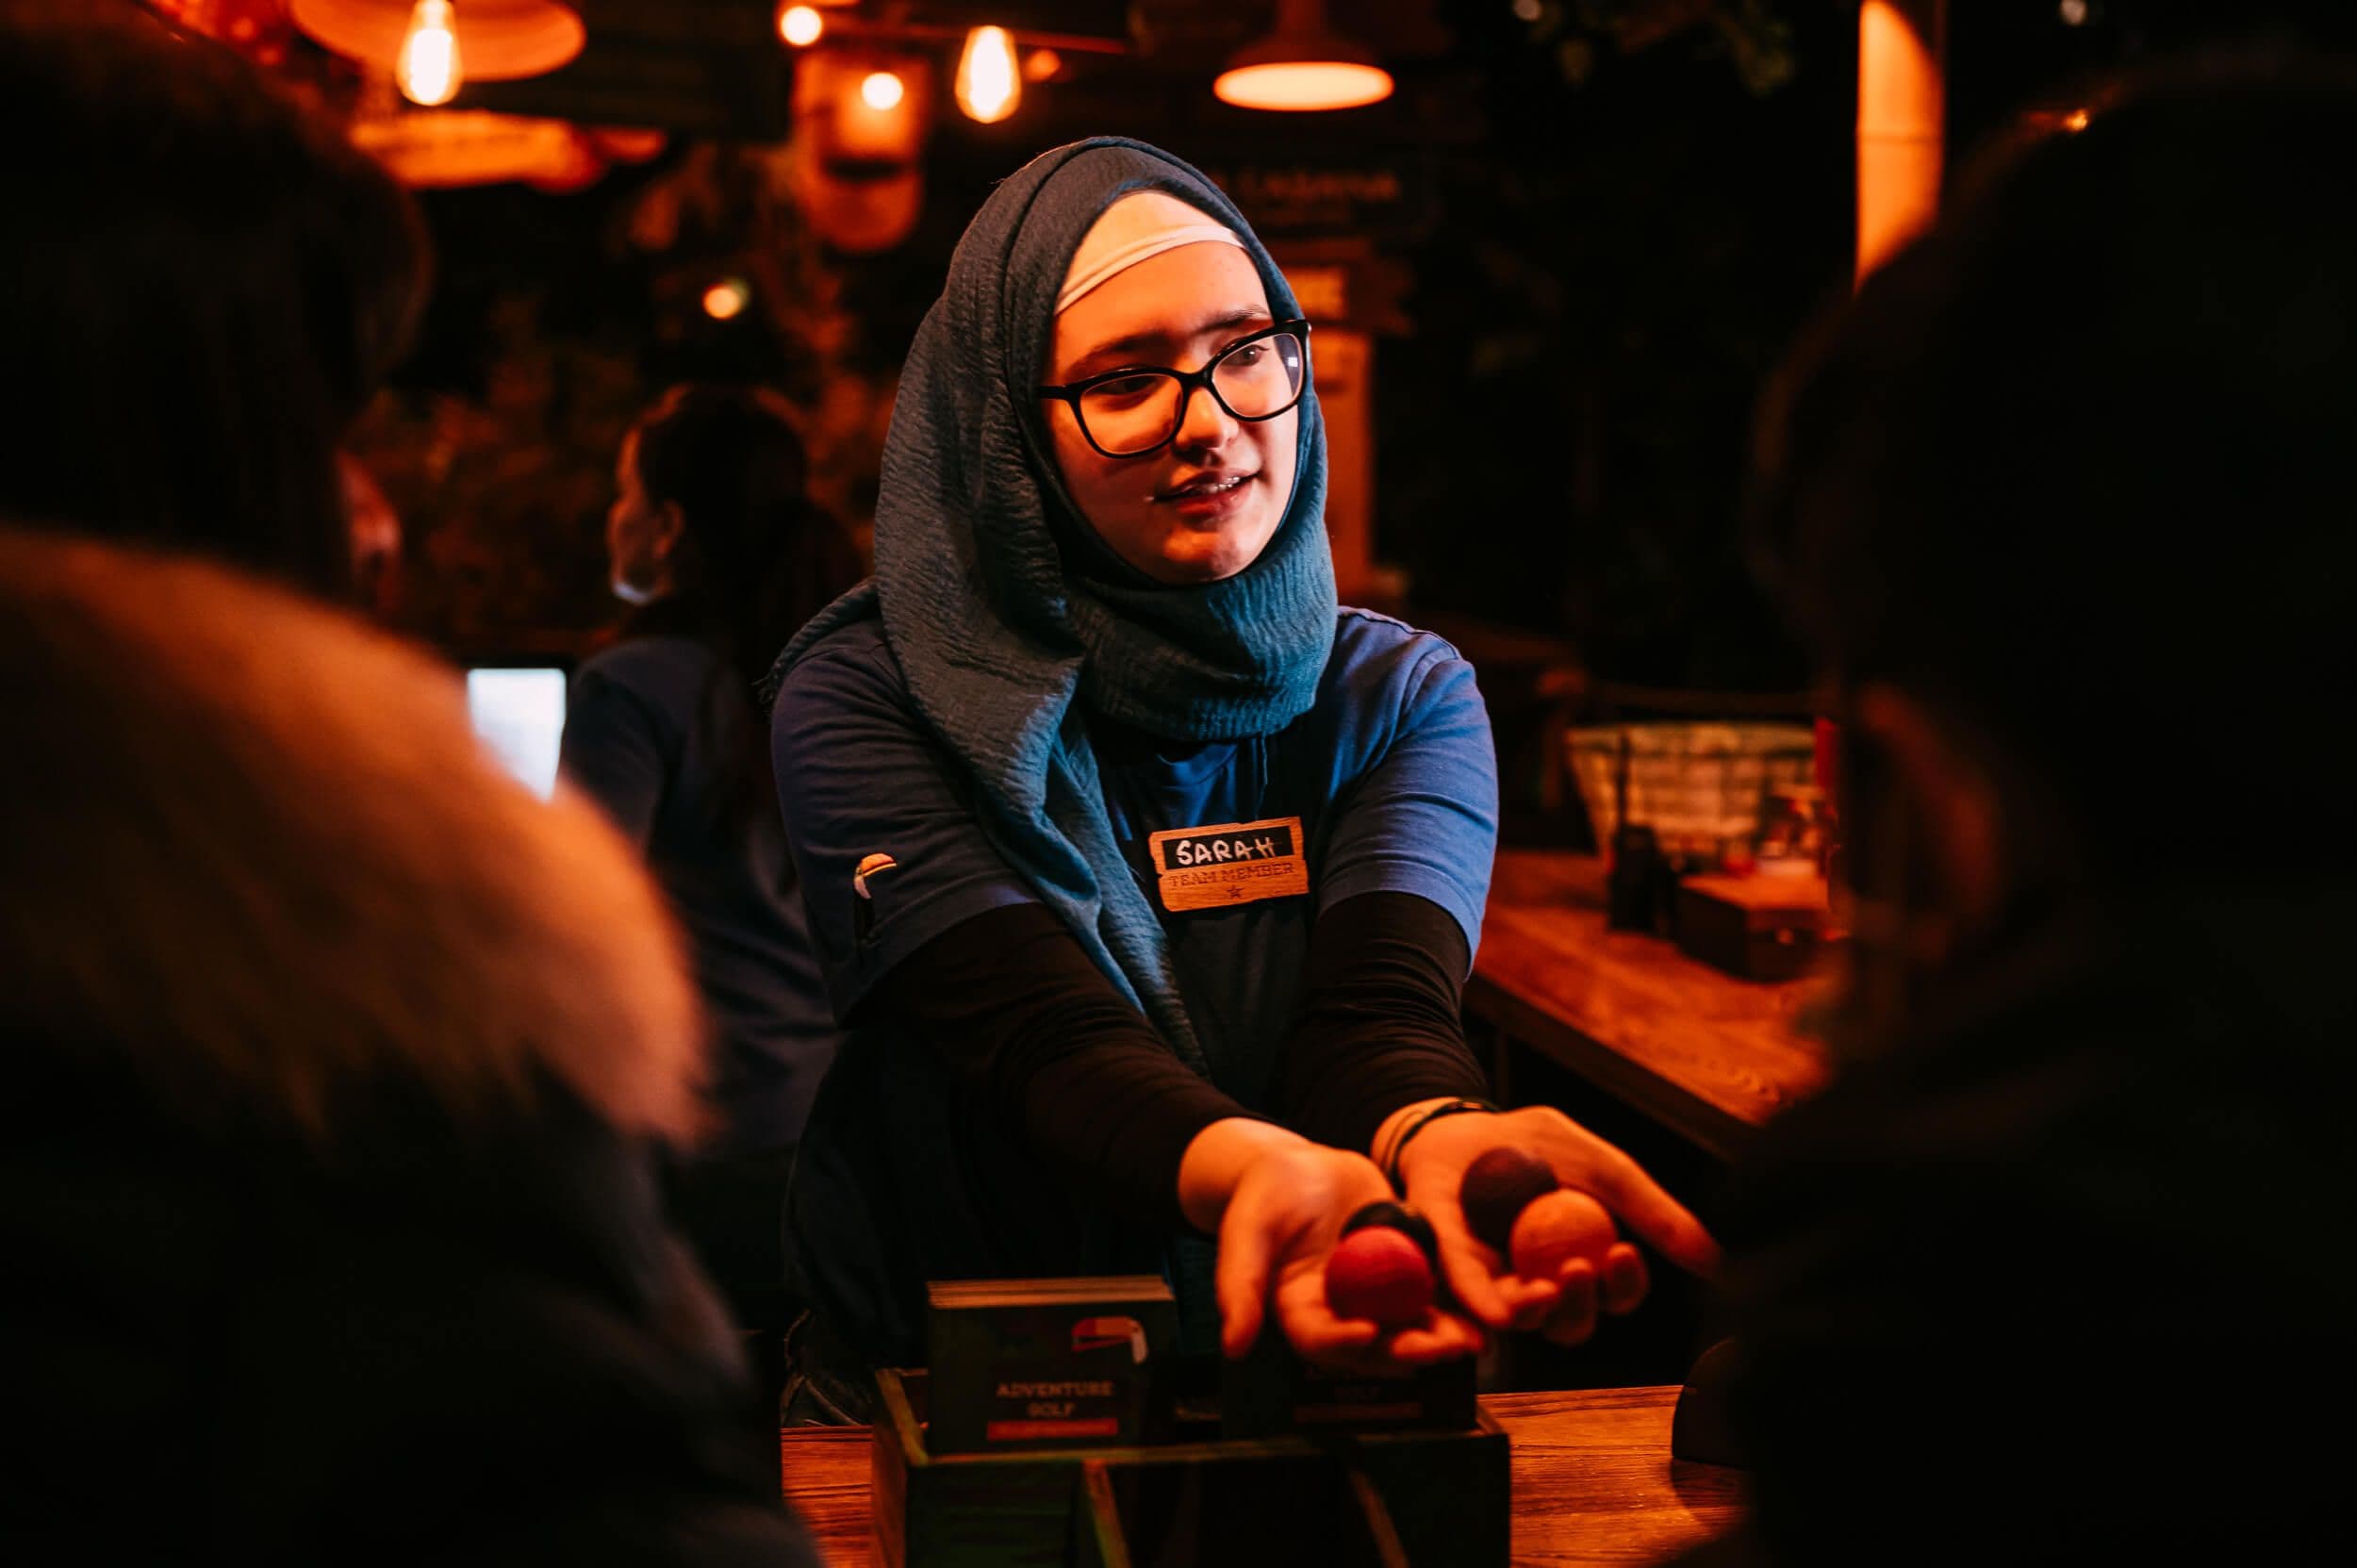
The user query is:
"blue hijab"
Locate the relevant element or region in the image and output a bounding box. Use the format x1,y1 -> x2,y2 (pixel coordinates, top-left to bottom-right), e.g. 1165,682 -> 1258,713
767,139 -> 1335,1074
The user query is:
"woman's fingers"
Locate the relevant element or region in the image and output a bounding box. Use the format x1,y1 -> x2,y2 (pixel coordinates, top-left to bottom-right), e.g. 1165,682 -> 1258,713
1541,1258 -> 1603,1346
1557,1140 -> 1719,1278
1421,1186 -> 1555,1331
1599,1241 -> 1650,1315
1214,1175 -> 1295,1359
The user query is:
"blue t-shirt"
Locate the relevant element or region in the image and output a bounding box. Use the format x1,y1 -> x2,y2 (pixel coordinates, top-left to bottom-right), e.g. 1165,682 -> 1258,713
561,635 -> 841,1157
771,607 -> 1498,1362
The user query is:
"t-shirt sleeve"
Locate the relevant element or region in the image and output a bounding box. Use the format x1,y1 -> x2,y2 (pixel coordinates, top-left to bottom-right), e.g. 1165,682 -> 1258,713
1316,643 -> 1499,966
560,660 -> 673,848
769,635 -> 1038,1017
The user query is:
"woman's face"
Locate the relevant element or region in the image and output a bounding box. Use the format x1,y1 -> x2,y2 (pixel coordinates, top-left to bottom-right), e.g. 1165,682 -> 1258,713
1044,242 -> 1299,585
605,431 -> 677,604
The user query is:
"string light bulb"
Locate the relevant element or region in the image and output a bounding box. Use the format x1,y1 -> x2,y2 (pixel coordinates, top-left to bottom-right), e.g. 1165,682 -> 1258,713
954,25 -> 1020,124
702,278 -> 750,320
777,5 -> 821,47
396,0 -> 462,107
860,70 -> 904,110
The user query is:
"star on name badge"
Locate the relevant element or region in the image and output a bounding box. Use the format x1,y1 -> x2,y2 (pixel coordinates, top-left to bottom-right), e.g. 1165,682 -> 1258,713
1146,816 -> 1310,913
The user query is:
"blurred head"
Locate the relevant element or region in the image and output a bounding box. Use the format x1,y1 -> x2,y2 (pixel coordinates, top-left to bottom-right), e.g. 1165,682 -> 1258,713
1041,193 -> 1302,584
612,384 -> 862,665
1755,62 -> 2357,938
605,427 -> 680,606
0,526 -> 704,1143
0,2 -> 429,599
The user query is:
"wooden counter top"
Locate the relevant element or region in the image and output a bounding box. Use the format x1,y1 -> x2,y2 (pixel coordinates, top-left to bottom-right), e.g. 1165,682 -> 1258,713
1471,851 -> 1833,1160
780,1385 -> 1745,1566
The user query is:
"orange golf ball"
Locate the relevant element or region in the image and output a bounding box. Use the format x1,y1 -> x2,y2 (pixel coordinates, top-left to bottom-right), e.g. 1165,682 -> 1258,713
1508,1187 -> 1619,1282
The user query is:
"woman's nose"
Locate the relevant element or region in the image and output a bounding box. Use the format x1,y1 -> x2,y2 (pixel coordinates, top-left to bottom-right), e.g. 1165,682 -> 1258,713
1172,380 -> 1240,453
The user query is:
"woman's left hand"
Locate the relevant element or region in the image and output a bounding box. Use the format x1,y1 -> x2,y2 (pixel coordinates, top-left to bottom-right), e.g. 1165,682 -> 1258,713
1393,1104 -> 1720,1346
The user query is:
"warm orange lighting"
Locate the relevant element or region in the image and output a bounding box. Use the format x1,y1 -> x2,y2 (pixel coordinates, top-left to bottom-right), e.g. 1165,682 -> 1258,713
290,0 -> 583,86
1855,0 -> 1944,285
1023,46 -> 1063,83
1214,60 -> 1391,111
955,25 -> 1020,124
702,279 -> 750,320
396,0 -> 461,107
1213,1 -> 1393,112
860,70 -> 905,110
777,4 -> 821,47
2063,107 -> 2091,132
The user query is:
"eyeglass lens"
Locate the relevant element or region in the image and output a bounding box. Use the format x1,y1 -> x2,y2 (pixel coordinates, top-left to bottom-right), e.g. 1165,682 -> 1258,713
1076,330 -> 1306,456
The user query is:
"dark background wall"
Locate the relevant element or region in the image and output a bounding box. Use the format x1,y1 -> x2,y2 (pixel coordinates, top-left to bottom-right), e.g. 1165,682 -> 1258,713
355,1 -> 2357,679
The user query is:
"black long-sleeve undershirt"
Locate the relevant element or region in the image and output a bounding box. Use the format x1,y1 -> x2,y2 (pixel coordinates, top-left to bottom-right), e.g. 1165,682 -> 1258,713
1272,889 -> 1489,1155
862,891 -> 1491,1234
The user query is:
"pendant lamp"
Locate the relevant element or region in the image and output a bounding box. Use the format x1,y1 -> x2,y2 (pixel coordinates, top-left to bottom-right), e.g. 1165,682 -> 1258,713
1213,0 -> 1393,112
289,0 -> 585,100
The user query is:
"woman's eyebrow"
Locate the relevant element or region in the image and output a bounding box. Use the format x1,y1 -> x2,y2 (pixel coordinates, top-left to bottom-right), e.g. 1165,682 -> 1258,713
1068,305 -> 1273,376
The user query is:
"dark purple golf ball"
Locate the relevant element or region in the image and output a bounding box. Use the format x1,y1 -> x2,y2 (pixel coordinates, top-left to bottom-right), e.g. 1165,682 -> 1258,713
1459,1147 -> 1560,1255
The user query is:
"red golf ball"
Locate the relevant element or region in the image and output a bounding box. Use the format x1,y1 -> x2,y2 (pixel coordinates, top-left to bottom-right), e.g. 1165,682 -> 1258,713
1324,1225 -> 1437,1326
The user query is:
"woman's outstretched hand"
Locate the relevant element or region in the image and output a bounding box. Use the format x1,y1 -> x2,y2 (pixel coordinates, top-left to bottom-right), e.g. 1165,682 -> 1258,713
1384,1101 -> 1720,1347
1179,1119 -> 1484,1374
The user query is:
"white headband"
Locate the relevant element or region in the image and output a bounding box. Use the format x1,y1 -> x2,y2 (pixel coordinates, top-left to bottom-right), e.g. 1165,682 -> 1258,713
1056,191 -> 1247,315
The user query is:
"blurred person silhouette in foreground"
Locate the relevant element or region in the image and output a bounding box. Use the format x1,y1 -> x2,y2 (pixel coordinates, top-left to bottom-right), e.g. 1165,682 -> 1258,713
0,0 -> 424,601
1682,60 -> 2357,1566
0,7 -> 815,1559
0,529 -> 819,1564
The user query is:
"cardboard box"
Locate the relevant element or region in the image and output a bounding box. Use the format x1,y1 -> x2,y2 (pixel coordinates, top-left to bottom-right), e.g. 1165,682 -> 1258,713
924,1277 -> 1177,1455
1674,871 -> 1830,982
871,1368 -> 1508,1568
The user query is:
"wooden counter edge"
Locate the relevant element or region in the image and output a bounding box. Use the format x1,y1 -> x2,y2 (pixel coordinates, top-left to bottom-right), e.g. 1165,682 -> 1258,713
782,1384 -> 1747,1567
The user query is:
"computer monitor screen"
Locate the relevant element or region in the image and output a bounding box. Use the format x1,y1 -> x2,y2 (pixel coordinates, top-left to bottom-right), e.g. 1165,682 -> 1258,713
466,666 -> 569,800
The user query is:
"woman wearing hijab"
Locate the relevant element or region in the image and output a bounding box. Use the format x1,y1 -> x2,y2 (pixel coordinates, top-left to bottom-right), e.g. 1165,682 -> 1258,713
766,140 -> 1715,1411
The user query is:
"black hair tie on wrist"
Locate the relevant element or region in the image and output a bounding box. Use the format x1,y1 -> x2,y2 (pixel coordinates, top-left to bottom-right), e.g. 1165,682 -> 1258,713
1382,1098 -> 1501,1191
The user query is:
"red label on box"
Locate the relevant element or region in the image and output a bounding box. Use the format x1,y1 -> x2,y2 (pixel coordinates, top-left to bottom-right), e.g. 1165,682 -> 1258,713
985,1417 -> 1122,1443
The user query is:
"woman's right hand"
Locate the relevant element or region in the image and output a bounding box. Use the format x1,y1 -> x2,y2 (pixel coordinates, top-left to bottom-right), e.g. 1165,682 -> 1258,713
1180,1119 -> 1484,1374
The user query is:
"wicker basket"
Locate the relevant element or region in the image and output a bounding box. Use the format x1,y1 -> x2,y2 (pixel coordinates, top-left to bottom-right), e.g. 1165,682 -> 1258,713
1566,722 -> 1816,859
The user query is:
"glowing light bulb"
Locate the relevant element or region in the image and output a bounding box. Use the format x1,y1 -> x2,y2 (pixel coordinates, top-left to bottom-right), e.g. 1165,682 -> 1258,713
1213,60 -> 1392,111
702,279 -> 750,321
860,71 -> 904,110
778,5 -> 822,48
955,25 -> 1021,124
1023,47 -> 1063,83
397,0 -> 462,107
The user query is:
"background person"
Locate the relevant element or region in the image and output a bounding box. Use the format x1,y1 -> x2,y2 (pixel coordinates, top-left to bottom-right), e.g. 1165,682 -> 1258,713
563,384 -> 864,1380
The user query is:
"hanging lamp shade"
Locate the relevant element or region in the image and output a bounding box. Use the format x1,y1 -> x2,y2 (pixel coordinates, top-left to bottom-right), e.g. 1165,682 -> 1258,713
1213,0 -> 1393,112
288,0 -> 585,83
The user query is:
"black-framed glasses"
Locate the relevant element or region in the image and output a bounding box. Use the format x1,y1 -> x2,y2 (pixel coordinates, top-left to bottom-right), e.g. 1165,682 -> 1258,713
1037,320 -> 1311,459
